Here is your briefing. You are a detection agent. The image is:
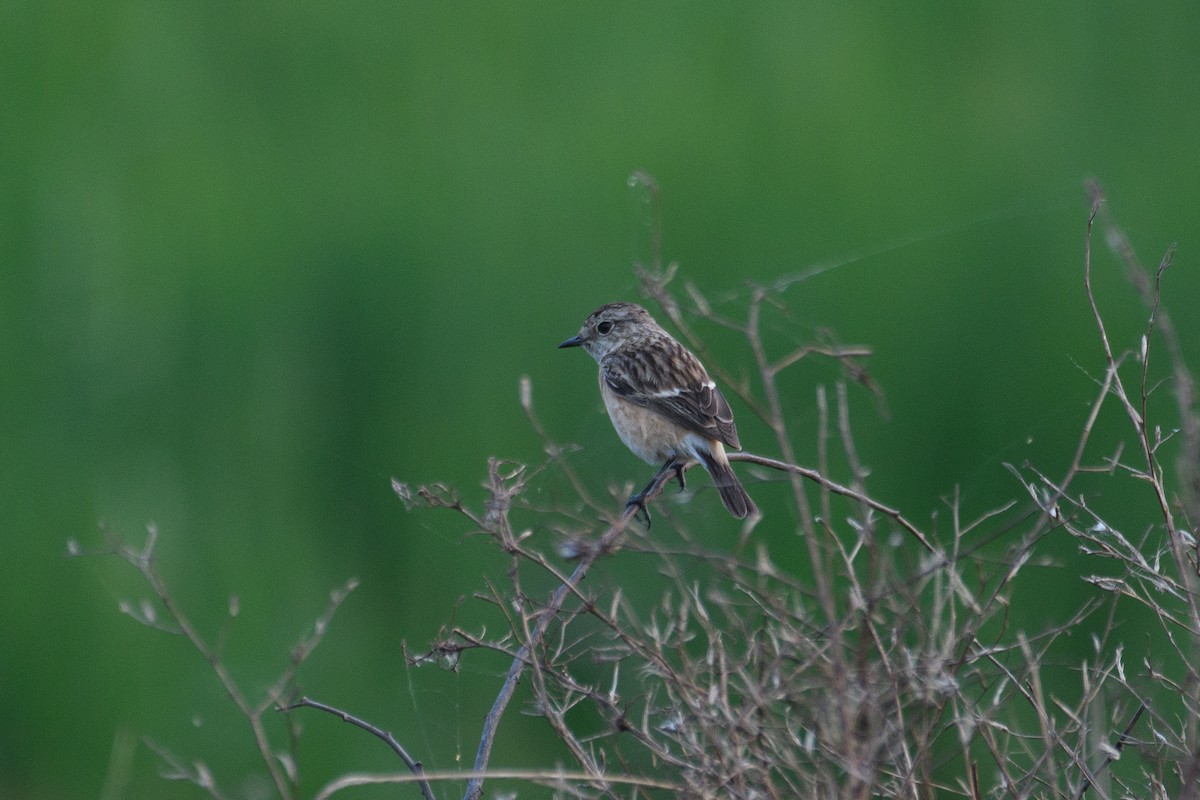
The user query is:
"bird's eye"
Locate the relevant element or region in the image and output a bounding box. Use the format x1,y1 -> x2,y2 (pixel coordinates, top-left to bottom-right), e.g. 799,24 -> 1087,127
596,321 -> 614,335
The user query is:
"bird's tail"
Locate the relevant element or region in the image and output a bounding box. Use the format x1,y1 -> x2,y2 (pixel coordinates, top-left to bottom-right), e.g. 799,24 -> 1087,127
696,445 -> 756,520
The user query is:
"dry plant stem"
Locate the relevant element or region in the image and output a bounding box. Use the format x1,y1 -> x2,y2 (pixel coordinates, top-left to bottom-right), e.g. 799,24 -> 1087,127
449,196 -> 1200,798
1089,183 -> 1199,565
629,170 -> 665,279
726,450 -> 935,553
836,384 -> 908,797
1087,184 -> 1200,787
519,620 -> 609,795
1087,186 -> 1198,587
746,287 -> 881,796
745,291 -> 822,575
1084,199 -> 1177,534
284,697 -> 436,800
310,768 -> 680,800
403,443 -> 693,797
447,624 -> 687,772
1074,701 -> 1147,799
141,738 -> 236,800
103,526 -> 293,800
1085,188 -> 1200,655
463,466 -> 678,800
81,197 -> 1200,800
94,525 -> 358,800
1087,181 -> 1199,529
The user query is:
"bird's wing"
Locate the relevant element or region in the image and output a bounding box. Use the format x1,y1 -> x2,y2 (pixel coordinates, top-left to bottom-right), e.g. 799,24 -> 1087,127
602,341 -> 741,450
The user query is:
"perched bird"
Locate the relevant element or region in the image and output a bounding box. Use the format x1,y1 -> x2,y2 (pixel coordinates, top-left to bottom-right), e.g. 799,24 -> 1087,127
559,302 -> 756,521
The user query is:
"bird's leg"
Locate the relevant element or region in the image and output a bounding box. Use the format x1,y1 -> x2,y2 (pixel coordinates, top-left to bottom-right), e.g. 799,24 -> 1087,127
624,494 -> 652,527
671,461 -> 687,492
625,458 -> 680,527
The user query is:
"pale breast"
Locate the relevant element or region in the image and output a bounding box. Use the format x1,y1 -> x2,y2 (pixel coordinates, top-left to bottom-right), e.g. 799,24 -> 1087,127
600,375 -> 687,463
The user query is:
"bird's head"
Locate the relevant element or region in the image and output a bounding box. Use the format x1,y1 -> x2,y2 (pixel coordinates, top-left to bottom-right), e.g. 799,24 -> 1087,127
558,302 -> 656,361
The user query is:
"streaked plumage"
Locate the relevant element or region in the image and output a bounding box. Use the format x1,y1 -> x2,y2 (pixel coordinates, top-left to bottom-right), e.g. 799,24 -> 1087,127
559,302 -> 756,520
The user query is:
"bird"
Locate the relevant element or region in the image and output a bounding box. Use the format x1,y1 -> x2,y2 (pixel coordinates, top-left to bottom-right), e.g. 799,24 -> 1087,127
558,302 -> 756,521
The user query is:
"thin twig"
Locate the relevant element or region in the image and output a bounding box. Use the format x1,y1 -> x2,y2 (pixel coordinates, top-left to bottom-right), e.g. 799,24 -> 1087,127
1074,700 -> 1147,799
284,697 -> 437,800
313,767 -> 680,800
100,525 -> 296,800
726,450 -> 935,554
463,467 -> 677,800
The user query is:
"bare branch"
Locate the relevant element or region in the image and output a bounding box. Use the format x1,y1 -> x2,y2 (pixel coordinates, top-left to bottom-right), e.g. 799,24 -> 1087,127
727,449 -> 936,554
283,697 -> 436,800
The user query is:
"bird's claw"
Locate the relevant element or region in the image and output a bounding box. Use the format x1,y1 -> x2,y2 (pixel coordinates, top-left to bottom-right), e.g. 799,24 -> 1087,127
672,463 -> 687,492
625,494 -> 652,527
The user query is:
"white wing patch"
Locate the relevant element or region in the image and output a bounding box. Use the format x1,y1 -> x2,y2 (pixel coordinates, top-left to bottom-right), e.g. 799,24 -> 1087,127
646,380 -> 715,399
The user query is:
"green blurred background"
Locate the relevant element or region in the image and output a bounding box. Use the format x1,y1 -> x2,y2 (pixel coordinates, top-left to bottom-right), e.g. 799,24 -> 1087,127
4,3 -> 1199,798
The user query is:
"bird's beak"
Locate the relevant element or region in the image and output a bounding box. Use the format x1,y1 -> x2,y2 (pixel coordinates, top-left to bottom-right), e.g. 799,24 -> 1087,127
558,334 -> 584,349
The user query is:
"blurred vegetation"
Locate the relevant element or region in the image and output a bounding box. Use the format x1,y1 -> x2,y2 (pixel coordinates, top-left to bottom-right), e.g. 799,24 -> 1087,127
3,3 -> 1200,798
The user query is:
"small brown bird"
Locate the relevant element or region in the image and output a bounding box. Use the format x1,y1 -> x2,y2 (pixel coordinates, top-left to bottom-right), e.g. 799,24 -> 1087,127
559,302 -> 756,521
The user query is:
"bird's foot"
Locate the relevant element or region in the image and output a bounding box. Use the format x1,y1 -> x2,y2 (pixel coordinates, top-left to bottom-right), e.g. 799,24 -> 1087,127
672,463 -> 687,492
625,493 -> 652,527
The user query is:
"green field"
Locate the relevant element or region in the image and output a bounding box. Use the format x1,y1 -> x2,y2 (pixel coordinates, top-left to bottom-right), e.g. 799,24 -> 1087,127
4,4 -> 1200,798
